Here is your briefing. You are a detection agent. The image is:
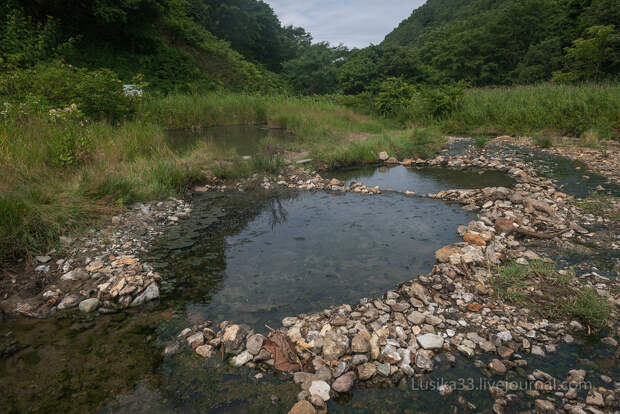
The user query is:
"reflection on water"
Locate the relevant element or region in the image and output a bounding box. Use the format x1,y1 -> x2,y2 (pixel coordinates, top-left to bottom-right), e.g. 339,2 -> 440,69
165,125 -> 293,155
149,189 -> 476,329
330,165 -> 516,194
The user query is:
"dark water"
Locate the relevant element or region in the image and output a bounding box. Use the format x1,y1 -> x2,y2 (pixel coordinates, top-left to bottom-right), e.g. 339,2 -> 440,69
148,189 -> 475,329
479,143 -> 620,198
330,165 -> 516,194
165,125 -> 293,155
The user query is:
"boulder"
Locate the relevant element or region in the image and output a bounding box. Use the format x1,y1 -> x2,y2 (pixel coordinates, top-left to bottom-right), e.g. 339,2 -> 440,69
222,324 -> 248,354
288,400 -> 316,414
416,333 -> 443,350
78,298 -> 100,313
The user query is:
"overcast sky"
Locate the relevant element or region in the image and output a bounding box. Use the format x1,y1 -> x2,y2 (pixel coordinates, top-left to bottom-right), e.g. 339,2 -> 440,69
266,1 -> 426,49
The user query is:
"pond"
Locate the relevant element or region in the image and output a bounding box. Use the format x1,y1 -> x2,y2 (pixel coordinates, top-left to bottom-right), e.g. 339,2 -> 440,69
148,189 -> 476,329
165,125 -> 292,155
329,165 -> 516,194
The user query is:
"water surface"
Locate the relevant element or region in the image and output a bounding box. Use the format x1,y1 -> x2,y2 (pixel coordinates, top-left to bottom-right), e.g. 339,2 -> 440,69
149,190 -> 476,329
330,165 -> 516,194
166,125 -> 292,155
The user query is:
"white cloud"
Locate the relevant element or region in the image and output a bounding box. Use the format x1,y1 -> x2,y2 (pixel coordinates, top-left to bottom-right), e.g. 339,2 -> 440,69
266,0 -> 426,48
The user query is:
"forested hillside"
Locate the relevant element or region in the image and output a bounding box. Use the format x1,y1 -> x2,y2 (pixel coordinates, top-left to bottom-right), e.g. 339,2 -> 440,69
339,0 -> 619,91
0,0 -> 312,93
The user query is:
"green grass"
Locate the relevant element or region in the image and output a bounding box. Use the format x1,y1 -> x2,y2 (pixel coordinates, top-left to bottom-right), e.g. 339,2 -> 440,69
492,260 -> 610,328
408,83 -> 620,139
573,192 -> 619,220
2,93 -> 435,265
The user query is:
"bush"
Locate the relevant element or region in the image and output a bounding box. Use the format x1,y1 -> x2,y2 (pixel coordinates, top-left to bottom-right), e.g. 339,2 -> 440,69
414,81 -> 469,119
375,77 -> 416,117
533,134 -> 553,148
0,61 -> 139,121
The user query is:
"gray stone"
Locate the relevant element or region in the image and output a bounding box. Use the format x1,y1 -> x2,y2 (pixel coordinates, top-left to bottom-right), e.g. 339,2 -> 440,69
415,350 -> 434,371
531,345 -> 546,357
186,332 -> 204,349
246,334 -> 265,355
357,363 -> 376,380
57,294 -> 81,310
376,363 -> 391,376
78,298 -> 100,313
332,371 -> 355,393
351,333 -> 370,353
378,151 -> 389,161
323,332 -> 349,361
222,324 -> 248,354
231,350 -> 253,367
457,345 -> 474,358
130,283 -> 159,306
416,333 -> 443,349
61,268 -> 89,281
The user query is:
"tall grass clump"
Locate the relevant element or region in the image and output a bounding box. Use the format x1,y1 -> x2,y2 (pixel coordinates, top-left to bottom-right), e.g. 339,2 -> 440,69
426,83 -> 620,138
314,127 -> 446,168
141,93 -> 393,140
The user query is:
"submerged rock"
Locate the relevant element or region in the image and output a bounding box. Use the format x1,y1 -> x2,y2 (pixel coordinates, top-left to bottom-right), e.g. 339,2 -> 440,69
130,283 -> 159,306
78,298 -> 100,313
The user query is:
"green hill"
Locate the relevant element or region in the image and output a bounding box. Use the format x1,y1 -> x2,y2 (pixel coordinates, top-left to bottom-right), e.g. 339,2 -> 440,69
338,0 -> 619,88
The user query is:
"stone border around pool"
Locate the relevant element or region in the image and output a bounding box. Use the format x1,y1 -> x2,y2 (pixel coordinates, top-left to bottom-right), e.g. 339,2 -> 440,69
170,148 -> 618,414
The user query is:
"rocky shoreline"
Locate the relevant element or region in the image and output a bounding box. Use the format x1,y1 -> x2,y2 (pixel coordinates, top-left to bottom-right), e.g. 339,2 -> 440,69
170,146 -> 618,414
1,138 -> 618,413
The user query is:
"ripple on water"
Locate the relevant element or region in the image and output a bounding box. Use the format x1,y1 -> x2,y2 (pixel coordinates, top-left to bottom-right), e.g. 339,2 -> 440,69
149,189 -> 476,329
329,165 -> 516,194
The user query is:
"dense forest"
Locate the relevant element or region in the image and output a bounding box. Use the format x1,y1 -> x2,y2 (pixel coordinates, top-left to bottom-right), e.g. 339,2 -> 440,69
1,0 -> 617,98
341,0 -> 619,92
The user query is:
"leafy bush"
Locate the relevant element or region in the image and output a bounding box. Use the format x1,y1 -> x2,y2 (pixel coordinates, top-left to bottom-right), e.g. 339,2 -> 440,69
0,61 -> 139,121
375,77 -> 416,117
533,134 -> 553,148
414,81 -> 468,119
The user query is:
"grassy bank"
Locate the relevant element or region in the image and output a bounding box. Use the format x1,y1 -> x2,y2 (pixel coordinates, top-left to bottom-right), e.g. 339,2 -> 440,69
1,94 -> 442,265
410,83 -> 620,139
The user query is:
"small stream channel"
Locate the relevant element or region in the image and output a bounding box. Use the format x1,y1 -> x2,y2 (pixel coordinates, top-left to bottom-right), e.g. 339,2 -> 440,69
1,129 -> 617,413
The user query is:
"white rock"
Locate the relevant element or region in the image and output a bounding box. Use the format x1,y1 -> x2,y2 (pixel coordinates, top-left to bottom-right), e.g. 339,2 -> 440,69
309,380 -> 331,401
231,350 -> 253,367
416,333 -> 444,350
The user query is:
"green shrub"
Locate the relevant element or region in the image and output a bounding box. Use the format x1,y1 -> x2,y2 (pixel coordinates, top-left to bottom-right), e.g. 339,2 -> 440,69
375,77 -> 416,117
0,61 -> 139,121
414,81 -> 468,119
474,136 -> 492,148
567,288 -> 611,328
533,134 -> 553,148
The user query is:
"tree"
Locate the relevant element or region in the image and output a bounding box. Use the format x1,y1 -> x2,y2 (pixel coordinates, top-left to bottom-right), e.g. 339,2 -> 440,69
282,42 -> 347,95
553,25 -> 619,82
